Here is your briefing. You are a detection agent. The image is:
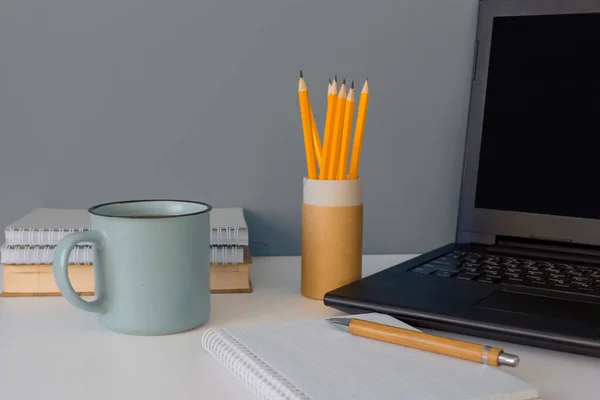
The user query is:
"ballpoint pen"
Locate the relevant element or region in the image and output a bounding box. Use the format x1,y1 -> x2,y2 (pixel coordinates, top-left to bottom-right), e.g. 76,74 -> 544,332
327,317 -> 520,367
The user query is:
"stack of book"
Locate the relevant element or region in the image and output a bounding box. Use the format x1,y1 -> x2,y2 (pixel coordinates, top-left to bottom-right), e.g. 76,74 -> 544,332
0,207 -> 252,296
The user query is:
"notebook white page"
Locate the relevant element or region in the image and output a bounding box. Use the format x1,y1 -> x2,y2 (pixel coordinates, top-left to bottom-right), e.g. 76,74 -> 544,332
202,313 -> 540,400
209,208 -> 248,245
6,208 -> 90,231
210,207 -> 247,229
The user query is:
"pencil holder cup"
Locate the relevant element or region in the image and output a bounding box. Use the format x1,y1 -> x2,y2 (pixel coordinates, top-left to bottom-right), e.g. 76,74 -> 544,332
301,177 -> 363,300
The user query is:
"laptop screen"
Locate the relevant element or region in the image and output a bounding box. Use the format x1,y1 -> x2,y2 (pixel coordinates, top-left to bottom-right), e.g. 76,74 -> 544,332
474,13 -> 600,220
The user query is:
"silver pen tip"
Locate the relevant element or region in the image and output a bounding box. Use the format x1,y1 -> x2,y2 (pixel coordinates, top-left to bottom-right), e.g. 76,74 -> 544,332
326,318 -> 351,332
498,353 -> 519,367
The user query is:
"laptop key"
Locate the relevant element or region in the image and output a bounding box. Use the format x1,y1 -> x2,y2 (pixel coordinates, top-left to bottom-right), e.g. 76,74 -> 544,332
552,283 -> 570,289
549,273 -> 567,279
435,270 -> 456,278
527,270 -> 544,276
478,276 -> 501,284
527,276 -> 544,283
456,272 -> 479,280
548,278 -> 567,285
571,276 -> 588,283
410,266 -> 436,275
431,262 -> 460,270
504,271 -> 521,277
483,266 -> 501,272
505,267 -> 522,274
485,273 -> 503,280
501,277 -> 525,285
571,282 -> 594,291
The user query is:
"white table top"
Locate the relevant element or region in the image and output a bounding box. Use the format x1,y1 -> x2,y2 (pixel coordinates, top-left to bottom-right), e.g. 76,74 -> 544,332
1,254 -> 599,399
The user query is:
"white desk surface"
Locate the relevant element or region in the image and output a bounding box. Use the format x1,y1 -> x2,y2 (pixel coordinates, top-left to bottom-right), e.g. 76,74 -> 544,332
1,254 -> 599,399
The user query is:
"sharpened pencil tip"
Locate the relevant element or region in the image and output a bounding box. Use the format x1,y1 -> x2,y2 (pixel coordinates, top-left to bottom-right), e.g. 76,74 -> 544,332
334,75 -> 338,82
351,81 -> 354,89
329,79 -> 332,85
299,70 -> 303,78
342,78 -> 346,84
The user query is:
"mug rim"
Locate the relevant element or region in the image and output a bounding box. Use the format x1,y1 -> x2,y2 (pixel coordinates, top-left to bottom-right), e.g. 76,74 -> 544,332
88,199 -> 212,219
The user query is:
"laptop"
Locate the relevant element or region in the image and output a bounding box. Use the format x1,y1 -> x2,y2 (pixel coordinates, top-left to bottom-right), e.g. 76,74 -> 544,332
324,0 -> 600,358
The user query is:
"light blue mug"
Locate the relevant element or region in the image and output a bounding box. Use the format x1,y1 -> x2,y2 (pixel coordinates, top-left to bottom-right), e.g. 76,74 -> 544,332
52,199 -> 212,335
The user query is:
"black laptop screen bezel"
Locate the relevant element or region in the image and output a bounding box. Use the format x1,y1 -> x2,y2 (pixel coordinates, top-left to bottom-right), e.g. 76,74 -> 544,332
457,0 -> 600,246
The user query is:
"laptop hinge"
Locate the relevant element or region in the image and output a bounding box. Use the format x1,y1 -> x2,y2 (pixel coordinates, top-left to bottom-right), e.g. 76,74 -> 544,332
489,235 -> 600,265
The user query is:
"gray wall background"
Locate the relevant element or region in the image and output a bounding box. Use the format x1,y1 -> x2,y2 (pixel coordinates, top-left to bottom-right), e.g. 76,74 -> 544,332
0,0 -> 479,256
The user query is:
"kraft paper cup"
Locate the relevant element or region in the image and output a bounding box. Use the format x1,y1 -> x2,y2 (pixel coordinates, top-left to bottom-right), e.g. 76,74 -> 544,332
301,177 -> 363,300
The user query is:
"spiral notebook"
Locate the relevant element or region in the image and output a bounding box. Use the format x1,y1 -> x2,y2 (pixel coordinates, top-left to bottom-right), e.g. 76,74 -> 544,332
202,313 -> 541,400
4,207 -> 248,246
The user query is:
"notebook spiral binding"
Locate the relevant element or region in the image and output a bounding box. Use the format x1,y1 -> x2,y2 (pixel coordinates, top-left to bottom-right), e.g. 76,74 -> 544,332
210,246 -> 244,264
1,244 -> 244,265
6,227 -> 246,246
0,244 -> 93,265
5,227 -> 90,246
213,227 -> 243,245
202,329 -> 311,400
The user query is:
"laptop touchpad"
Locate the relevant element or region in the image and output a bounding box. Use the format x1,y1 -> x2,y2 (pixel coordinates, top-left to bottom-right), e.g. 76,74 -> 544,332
475,290 -> 600,324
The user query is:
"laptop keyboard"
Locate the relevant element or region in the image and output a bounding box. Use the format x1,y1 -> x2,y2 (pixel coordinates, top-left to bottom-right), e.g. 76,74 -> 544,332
409,250 -> 600,296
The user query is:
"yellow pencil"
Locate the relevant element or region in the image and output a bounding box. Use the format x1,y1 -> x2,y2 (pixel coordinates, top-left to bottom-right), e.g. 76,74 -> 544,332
306,77 -> 322,173
337,81 -> 355,180
327,80 -> 346,180
319,78 -> 337,180
298,72 -> 317,179
311,105 -> 322,171
309,88 -> 322,172
348,79 -> 369,180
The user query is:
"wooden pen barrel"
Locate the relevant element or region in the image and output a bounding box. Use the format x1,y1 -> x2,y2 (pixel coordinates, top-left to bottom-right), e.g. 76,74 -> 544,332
349,319 -> 503,366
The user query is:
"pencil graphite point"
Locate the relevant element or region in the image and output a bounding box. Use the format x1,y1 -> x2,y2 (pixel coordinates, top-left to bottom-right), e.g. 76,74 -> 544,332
343,78 -> 346,84
329,79 -> 332,85
300,70 -> 303,78
334,75 -> 338,82
351,81 -> 355,89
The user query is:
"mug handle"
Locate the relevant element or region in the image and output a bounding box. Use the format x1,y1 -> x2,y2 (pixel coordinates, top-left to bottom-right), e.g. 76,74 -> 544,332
53,230 -> 105,313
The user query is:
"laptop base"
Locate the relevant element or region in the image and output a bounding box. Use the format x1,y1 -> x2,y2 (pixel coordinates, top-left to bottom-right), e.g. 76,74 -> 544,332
324,243 -> 600,358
